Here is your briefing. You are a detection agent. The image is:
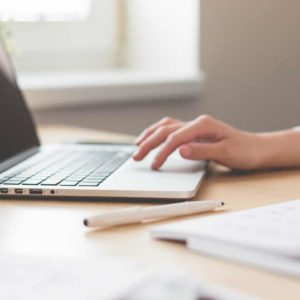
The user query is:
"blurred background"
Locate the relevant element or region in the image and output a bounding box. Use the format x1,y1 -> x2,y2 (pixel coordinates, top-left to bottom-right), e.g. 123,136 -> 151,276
1,0 -> 300,135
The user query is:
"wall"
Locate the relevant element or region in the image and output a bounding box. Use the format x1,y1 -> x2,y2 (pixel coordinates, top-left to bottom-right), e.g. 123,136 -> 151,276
34,0 -> 300,135
200,0 -> 300,132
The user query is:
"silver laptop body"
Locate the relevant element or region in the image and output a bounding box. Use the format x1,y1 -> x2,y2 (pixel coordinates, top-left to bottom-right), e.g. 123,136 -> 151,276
0,37 -> 206,201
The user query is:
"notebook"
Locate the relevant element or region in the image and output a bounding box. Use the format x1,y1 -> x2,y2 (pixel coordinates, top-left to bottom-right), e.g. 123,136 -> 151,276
151,199 -> 300,278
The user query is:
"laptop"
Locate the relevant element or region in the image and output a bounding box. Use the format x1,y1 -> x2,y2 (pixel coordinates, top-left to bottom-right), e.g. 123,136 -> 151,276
0,37 -> 206,201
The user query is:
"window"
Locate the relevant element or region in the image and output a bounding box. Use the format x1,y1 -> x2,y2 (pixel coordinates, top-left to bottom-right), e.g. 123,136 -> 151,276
125,0 -> 200,75
0,0 -> 203,109
0,0 -> 118,72
0,0 -> 91,21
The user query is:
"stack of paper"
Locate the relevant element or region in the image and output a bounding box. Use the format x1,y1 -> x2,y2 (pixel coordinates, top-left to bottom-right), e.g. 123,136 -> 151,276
151,199 -> 300,278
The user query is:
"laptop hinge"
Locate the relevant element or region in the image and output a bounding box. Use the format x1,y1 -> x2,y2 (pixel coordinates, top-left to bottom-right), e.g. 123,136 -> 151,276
0,147 -> 40,174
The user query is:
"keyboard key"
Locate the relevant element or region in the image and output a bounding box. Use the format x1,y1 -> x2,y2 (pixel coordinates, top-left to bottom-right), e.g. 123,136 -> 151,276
78,182 -> 99,187
67,175 -> 85,180
22,179 -> 43,185
3,180 -> 23,185
75,170 -> 91,174
0,176 -> 12,181
60,181 -> 79,186
87,174 -> 108,179
5,172 -> 19,177
41,179 -> 64,186
44,176 -> 65,181
10,176 -> 29,181
83,177 -> 102,181
85,178 -> 106,183
27,176 -> 47,182
91,172 -> 110,176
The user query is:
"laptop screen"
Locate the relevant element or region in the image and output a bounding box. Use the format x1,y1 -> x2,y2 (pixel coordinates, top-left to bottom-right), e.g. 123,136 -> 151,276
0,38 -> 40,164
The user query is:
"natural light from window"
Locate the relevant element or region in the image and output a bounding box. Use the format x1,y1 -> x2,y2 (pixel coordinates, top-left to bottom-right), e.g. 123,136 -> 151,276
0,0 -> 203,109
0,0 -> 118,73
0,0 -> 91,21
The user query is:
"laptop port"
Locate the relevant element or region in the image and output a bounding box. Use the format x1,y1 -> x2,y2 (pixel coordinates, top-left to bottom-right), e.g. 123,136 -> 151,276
15,189 -> 23,194
0,188 -> 8,193
29,189 -> 43,195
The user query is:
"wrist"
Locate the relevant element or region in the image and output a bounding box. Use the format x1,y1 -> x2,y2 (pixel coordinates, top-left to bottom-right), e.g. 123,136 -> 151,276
256,130 -> 300,169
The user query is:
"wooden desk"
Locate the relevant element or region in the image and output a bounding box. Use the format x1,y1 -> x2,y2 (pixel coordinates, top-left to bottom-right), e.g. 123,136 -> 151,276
1,124 -> 300,298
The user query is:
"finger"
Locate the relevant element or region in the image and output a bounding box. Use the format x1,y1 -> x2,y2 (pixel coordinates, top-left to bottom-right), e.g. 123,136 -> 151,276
179,142 -> 223,161
134,117 -> 182,145
135,117 -> 182,145
133,124 -> 182,161
151,116 -> 222,169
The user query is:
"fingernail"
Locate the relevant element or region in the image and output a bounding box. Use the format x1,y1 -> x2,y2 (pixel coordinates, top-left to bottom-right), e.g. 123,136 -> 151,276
132,150 -> 140,160
180,146 -> 192,157
151,164 -> 159,170
151,160 -> 160,170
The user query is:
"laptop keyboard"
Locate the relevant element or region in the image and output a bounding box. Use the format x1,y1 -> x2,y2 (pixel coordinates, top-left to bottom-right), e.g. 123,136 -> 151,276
0,149 -> 131,187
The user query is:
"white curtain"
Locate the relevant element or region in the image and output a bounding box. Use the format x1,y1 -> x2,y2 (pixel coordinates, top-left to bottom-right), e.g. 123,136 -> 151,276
0,0 -> 91,21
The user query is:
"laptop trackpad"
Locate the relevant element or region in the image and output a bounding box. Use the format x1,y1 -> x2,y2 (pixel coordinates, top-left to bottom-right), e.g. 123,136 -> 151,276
100,150 -> 206,195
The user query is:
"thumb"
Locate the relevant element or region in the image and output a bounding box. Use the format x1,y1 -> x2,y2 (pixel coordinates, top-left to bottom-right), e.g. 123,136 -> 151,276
179,142 -> 223,161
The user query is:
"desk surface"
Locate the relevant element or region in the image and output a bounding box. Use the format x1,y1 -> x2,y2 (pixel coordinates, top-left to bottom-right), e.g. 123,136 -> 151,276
1,124 -> 300,298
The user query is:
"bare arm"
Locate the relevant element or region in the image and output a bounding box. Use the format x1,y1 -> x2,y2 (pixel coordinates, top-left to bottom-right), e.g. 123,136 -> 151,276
133,115 -> 300,170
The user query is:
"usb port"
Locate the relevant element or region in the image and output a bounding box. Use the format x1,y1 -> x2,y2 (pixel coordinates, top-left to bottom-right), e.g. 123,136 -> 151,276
0,188 -> 8,193
29,189 -> 43,195
15,189 -> 23,194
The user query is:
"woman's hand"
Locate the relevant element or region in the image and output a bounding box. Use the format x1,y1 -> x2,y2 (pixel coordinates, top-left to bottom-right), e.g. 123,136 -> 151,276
133,115 -> 300,170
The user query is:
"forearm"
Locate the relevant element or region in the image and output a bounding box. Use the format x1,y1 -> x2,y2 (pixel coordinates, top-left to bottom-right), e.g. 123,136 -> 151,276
257,129 -> 300,168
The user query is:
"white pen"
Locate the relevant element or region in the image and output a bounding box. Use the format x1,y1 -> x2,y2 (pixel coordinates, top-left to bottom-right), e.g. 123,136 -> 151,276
83,200 -> 225,228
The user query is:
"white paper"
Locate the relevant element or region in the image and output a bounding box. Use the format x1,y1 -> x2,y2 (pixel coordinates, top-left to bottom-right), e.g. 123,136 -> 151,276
0,255 -> 149,300
0,253 -> 253,300
151,199 -> 300,277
